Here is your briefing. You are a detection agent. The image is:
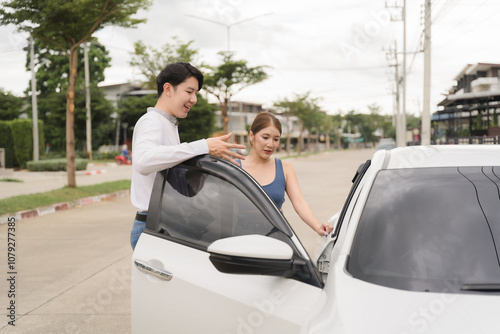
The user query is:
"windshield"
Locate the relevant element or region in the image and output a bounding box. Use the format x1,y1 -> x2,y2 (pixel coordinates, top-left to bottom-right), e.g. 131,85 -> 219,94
347,166 -> 500,293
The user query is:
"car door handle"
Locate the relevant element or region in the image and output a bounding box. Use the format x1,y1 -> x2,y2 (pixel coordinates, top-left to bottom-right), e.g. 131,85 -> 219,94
134,259 -> 173,281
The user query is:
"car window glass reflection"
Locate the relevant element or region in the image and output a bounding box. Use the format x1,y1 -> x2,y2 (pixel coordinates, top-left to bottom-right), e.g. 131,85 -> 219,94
159,166 -> 276,248
348,166 -> 500,292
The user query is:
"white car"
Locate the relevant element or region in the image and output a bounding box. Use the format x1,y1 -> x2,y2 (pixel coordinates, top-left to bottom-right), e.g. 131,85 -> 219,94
132,145 -> 500,333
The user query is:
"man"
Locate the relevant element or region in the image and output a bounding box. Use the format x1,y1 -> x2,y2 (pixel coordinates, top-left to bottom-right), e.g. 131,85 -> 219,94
130,62 -> 245,250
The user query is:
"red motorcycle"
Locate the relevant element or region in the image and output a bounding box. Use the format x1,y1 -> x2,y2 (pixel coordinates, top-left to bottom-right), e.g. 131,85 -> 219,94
115,154 -> 132,165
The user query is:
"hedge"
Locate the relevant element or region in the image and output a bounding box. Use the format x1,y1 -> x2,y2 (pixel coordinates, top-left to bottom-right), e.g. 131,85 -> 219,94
0,121 -> 14,168
0,119 -> 44,168
27,158 -> 89,172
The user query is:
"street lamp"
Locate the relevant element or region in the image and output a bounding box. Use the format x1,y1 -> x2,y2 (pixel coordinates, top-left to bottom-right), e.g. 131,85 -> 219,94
186,12 -> 272,140
185,12 -> 273,52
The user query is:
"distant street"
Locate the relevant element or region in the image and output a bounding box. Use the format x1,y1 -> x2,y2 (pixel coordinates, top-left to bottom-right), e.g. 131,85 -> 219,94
282,149 -> 375,254
0,148 -> 374,334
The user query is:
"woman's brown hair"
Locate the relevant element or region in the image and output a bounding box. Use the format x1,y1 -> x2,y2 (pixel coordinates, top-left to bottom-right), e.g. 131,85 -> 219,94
250,112 -> 282,136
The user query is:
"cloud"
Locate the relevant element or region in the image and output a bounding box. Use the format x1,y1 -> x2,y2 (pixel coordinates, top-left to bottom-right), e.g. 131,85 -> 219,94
0,0 -> 499,116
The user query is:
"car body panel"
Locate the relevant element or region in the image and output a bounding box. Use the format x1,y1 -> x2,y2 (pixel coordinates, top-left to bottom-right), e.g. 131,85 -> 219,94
309,254 -> 500,334
385,145 -> 500,169
132,233 -> 325,333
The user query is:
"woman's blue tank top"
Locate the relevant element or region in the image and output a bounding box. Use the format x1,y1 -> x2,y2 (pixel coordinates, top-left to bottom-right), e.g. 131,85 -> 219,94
237,158 -> 286,209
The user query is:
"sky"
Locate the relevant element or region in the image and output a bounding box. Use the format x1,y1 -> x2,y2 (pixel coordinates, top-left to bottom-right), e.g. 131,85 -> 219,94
1,0 -> 499,117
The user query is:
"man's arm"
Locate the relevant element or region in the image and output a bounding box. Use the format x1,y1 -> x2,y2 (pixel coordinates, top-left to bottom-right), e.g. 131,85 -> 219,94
133,117 -> 245,175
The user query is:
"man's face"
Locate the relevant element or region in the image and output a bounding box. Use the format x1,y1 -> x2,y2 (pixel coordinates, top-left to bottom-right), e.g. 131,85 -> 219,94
165,76 -> 199,118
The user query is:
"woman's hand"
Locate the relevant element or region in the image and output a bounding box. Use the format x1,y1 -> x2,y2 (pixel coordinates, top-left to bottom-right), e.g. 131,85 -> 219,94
316,222 -> 333,237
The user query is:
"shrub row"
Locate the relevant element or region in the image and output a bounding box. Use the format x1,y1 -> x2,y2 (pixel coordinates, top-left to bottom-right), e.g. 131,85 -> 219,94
41,150 -> 120,161
27,158 -> 89,172
0,119 -> 44,168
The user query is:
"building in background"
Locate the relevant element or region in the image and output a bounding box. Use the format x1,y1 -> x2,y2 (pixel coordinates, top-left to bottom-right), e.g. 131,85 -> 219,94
433,63 -> 500,144
215,101 -> 302,148
99,83 -> 306,151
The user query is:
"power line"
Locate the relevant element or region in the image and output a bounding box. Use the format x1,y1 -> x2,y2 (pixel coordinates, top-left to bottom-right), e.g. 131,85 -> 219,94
433,1 -> 500,49
432,0 -> 463,24
274,66 -> 387,72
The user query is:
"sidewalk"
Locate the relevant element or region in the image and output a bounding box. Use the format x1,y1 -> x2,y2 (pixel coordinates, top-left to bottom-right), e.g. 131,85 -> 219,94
0,163 -> 132,200
0,163 -> 133,224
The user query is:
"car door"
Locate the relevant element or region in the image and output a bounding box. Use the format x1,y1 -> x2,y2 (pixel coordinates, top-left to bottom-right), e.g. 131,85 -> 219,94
132,155 -> 325,334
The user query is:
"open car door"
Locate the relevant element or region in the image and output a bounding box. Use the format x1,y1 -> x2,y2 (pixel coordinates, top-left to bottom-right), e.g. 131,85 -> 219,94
132,155 -> 324,334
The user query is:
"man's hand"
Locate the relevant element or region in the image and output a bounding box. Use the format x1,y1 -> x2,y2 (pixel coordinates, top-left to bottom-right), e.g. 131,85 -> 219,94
206,133 -> 246,165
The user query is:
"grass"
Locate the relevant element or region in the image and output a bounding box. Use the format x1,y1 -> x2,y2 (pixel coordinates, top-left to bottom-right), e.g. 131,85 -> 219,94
0,179 -> 131,216
0,178 -> 23,183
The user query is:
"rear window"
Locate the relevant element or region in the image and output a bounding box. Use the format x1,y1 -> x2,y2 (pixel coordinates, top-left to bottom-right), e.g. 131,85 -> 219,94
347,166 -> 500,292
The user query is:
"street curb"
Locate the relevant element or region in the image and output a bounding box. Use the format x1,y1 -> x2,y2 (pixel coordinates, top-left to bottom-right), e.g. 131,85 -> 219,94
0,189 -> 130,225
84,169 -> 108,175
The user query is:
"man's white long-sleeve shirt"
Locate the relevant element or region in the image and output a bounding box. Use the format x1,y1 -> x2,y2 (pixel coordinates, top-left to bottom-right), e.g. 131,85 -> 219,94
131,107 -> 209,211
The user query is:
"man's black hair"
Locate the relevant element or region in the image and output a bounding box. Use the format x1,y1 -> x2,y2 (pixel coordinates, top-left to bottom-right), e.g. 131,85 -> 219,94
156,62 -> 204,97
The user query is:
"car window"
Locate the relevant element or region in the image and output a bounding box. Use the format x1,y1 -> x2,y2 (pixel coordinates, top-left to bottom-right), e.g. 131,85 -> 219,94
157,166 -> 277,249
347,166 -> 500,293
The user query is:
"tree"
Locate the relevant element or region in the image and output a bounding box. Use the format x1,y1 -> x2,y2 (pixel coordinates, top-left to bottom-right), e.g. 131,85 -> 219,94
25,38 -> 111,97
274,92 -> 322,154
273,101 -> 293,154
38,86 -> 114,152
0,89 -> 24,120
117,94 -> 158,141
318,113 -> 333,150
130,37 -> 199,89
341,106 -> 394,147
117,93 -> 216,145
177,96 -> 217,143
344,110 -> 375,145
23,39 -> 113,152
203,52 -> 269,135
0,0 -> 152,187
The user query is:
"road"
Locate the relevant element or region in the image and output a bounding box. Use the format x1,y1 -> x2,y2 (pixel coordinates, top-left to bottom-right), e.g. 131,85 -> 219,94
0,148 -> 374,334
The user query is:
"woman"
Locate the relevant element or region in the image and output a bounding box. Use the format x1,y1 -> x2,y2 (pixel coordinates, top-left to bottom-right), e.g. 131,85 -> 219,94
238,112 -> 333,237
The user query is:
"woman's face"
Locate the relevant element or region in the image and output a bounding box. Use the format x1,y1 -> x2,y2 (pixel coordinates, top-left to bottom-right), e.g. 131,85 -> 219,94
250,124 -> 281,158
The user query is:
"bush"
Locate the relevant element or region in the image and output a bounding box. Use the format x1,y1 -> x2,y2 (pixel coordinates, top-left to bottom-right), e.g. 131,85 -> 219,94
42,150 -> 118,161
10,119 -> 33,168
0,121 -> 14,168
40,151 -> 66,160
92,150 -> 119,160
27,158 -> 88,172
2,119 -> 45,168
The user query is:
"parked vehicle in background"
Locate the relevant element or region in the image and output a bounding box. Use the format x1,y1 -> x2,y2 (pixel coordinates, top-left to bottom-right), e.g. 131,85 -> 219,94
115,154 -> 131,165
376,137 -> 396,150
132,145 -> 500,333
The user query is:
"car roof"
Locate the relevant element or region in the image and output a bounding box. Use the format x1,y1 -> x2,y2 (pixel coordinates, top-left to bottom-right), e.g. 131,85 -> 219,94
373,145 -> 500,169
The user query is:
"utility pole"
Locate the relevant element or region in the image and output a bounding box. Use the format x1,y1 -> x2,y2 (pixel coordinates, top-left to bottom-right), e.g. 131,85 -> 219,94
84,42 -> 92,159
421,0 -> 432,145
30,36 -> 39,161
385,41 -> 400,143
386,0 -> 406,147
402,0 -> 407,146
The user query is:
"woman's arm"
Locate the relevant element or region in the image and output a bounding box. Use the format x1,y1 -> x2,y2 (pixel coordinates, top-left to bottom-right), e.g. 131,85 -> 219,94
282,160 -> 333,236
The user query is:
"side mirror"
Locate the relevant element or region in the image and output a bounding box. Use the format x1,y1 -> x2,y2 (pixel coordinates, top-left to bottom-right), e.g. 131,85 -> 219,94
208,235 -> 294,277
